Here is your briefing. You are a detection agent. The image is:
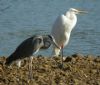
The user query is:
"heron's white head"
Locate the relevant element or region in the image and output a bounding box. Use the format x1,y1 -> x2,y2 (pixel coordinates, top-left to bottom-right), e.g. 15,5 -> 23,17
69,8 -> 88,14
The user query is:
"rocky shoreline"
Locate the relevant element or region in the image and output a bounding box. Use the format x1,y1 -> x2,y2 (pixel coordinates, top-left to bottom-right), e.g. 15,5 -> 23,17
0,54 -> 100,85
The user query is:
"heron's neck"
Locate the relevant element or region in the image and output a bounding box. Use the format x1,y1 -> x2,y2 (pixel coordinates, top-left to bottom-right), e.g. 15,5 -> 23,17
65,11 -> 77,32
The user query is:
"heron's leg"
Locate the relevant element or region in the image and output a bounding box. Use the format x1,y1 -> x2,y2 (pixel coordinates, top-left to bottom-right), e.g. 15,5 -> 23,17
16,60 -> 21,84
29,56 -> 33,80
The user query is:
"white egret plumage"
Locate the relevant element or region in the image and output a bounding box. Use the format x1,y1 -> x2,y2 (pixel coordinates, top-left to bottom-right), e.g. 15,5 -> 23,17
51,8 -> 87,57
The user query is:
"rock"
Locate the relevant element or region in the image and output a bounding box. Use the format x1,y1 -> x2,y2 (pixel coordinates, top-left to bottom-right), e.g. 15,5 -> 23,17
94,57 -> 100,63
72,53 -> 84,58
86,54 -> 95,61
64,57 -> 72,62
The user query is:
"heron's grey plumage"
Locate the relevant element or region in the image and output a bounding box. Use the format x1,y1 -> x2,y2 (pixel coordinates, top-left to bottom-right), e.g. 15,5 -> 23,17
5,35 -> 43,65
5,34 -> 59,66
5,34 -> 59,80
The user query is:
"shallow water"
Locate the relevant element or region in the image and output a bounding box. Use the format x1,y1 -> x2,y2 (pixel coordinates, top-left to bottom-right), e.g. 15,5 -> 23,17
0,0 -> 100,56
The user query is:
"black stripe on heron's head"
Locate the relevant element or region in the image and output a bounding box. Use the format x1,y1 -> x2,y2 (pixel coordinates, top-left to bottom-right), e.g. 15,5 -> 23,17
47,35 -> 54,41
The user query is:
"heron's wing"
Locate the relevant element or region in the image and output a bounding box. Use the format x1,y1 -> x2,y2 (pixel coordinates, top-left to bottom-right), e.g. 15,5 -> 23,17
13,37 -> 34,58
5,37 -> 34,65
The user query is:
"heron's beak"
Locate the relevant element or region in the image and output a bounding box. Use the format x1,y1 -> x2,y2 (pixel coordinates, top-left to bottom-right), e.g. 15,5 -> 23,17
51,39 -> 60,49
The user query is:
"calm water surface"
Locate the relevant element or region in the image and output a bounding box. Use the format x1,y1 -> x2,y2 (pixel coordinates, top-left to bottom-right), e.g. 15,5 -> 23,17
0,0 -> 100,56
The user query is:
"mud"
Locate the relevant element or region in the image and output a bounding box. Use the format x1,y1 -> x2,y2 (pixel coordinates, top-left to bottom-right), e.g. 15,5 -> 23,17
0,54 -> 100,85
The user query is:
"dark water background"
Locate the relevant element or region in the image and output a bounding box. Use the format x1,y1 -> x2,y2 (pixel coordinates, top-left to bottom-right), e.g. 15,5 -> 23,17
0,0 -> 100,56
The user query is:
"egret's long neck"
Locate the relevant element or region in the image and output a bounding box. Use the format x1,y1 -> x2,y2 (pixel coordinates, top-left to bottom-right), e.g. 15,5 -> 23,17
65,11 -> 77,33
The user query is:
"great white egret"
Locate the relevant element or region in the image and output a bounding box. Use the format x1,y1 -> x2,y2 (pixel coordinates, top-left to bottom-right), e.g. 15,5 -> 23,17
5,34 -> 59,79
51,8 -> 87,57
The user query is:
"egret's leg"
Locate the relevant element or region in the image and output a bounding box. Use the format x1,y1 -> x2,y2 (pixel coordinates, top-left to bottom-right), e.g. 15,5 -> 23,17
29,56 -> 33,80
16,60 -> 21,68
61,45 -> 64,68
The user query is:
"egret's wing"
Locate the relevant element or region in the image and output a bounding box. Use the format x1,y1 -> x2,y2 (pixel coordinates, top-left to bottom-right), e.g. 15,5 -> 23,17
51,14 -> 69,45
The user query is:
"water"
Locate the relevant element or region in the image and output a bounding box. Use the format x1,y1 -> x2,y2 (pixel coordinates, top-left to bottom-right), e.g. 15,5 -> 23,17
0,0 -> 100,56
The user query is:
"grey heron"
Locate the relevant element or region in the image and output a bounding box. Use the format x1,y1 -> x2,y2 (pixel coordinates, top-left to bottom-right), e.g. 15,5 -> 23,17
5,34 -> 59,79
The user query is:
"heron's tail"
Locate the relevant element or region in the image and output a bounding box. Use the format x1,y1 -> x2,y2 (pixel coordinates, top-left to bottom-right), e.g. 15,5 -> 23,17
5,53 -> 17,66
